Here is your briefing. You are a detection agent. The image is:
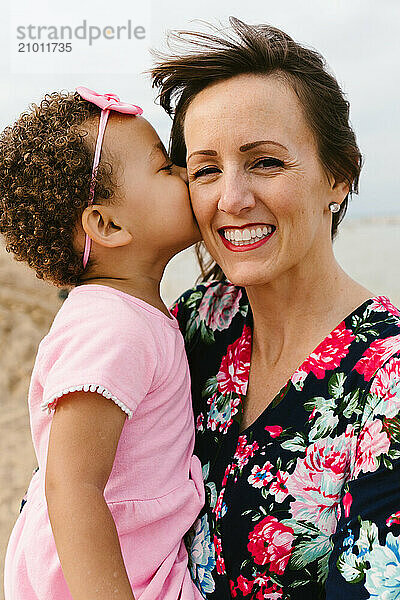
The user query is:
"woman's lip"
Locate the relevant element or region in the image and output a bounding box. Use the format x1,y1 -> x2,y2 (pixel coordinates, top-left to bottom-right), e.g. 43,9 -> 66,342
218,229 -> 275,252
217,222 -> 274,232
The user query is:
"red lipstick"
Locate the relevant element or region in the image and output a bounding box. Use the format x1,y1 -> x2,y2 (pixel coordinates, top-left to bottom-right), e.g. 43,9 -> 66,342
218,224 -> 276,253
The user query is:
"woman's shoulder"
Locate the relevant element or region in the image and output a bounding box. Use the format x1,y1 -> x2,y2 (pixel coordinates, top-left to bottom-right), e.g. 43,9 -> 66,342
170,279 -> 248,348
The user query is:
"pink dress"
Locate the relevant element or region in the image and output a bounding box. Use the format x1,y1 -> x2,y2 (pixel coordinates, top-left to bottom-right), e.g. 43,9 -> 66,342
4,284 -> 205,600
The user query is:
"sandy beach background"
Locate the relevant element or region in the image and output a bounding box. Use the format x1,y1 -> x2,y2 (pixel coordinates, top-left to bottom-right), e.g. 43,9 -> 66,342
0,215 -> 399,596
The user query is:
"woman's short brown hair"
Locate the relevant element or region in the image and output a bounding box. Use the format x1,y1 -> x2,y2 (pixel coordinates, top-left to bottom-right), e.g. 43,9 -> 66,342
151,17 -> 362,281
0,91 -> 118,288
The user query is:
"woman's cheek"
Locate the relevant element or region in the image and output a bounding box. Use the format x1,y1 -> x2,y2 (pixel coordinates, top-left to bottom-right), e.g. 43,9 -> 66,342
189,186 -> 216,228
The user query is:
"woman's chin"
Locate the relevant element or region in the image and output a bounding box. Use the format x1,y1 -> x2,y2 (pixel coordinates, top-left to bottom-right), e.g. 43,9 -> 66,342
222,265 -> 274,288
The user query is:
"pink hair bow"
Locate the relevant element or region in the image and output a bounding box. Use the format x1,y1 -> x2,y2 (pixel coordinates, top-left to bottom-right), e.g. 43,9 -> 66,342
75,86 -> 143,268
76,86 -> 143,115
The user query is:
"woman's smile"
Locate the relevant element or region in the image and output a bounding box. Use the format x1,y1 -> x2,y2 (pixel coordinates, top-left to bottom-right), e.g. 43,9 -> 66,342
218,223 -> 276,252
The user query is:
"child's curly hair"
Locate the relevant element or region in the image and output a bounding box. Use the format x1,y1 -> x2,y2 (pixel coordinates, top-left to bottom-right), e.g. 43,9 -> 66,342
0,91 -> 119,287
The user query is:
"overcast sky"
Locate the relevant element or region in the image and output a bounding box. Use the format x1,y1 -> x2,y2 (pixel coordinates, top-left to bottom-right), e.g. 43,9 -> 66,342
1,0 -> 399,219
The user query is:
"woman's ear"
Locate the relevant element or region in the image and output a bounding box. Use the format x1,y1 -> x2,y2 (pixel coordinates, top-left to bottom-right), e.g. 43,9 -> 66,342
329,175 -> 350,203
332,179 -> 350,198
81,205 -> 132,248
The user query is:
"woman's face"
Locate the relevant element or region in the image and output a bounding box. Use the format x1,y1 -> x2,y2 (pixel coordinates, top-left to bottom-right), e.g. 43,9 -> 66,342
184,73 -> 348,287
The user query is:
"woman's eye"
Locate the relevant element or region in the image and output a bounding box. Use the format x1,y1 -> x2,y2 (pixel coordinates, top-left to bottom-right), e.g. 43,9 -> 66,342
253,158 -> 284,169
160,163 -> 173,173
192,166 -> 220,179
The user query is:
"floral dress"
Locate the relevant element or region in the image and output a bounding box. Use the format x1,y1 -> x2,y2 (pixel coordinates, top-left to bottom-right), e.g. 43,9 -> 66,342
171,281 -> 400,600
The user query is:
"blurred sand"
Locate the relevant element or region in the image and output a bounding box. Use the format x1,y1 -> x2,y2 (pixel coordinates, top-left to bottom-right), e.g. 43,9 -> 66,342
0,215 -> 399,597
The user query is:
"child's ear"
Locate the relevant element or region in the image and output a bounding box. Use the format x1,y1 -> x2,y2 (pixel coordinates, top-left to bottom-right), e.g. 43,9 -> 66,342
81,205 -> 132,248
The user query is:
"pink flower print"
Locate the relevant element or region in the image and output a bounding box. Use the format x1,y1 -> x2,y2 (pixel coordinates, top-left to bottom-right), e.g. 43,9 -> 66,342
286,432 -> 351,534
264,425 -> 283,438
308,407 -> 317,422
336,504 -> 342,522
248,461 -> 274,488
291,368 -> 308,389
216,324 -> 251,396
230,574 -> 283,599
197,284 -> 242,331
369,357 -> 400,418
213,488 -> 228,521
206,393 -> 241,434
253,574 -> 283,600
213,464 -> 232,520
354,419 -> 390,477
292,323 -> 355,389
213,535 -> 226,574
233,435 -> 259,470
221,463 -> 232,489
370,297 -> 400,318
196,413 -> 205,432
269,471 -> 289,503
230,575 -> 254,597
354,335 -> 400,381
386,511 -> 400,527
169,302 -> 179,318
342,492 -> 353,518
247,516 -> 294,575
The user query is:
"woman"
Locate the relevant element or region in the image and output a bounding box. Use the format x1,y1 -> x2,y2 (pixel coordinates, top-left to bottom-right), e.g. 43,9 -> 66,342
152,17 -> 400,600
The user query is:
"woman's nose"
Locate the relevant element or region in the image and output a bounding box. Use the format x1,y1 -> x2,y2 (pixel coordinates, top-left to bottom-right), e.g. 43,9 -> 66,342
217,174 -> 255,215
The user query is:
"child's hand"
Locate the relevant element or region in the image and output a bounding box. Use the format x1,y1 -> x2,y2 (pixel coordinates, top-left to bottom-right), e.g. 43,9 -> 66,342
45,390 -> 136,600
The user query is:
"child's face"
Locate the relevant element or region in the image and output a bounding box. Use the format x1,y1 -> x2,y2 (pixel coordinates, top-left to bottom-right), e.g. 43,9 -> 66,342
105,114 -> 201,257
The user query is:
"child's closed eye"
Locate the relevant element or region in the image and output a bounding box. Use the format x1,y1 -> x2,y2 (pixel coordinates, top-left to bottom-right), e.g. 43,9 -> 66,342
160,163 -> 173,172
158,159 -> 174,173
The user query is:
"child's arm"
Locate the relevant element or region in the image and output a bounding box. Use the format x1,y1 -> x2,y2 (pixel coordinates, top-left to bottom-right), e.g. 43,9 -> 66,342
45,390 -> 136,600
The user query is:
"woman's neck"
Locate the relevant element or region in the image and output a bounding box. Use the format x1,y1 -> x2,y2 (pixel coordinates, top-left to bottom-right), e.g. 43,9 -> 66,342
245,256 -> 373,366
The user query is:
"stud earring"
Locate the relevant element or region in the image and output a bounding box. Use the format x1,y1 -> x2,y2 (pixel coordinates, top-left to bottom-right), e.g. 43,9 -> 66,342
329,202 -> 341,213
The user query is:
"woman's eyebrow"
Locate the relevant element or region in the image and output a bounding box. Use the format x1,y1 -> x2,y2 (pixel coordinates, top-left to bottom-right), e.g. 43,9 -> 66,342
187,140 -> 288,162
187,149 -> 218,161
239,140 -> 288,152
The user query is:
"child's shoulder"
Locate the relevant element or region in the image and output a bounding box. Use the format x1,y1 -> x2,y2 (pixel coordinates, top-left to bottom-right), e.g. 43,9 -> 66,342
42,284 -> 172,352
35,285 -> 173,386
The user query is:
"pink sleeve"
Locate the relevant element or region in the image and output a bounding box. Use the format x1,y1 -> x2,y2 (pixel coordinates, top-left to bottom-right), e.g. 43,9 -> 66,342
40,306 -> 158,419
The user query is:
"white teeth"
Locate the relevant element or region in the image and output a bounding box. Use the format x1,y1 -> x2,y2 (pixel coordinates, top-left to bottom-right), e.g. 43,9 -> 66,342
223,225 -> 275,247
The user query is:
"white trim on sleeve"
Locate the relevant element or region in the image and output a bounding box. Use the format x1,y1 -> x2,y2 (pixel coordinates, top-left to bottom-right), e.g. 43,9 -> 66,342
40,383 -> 133,419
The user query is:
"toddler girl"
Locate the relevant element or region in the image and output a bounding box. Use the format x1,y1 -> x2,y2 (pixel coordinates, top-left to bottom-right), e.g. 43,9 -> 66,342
1,87 -> 204,600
